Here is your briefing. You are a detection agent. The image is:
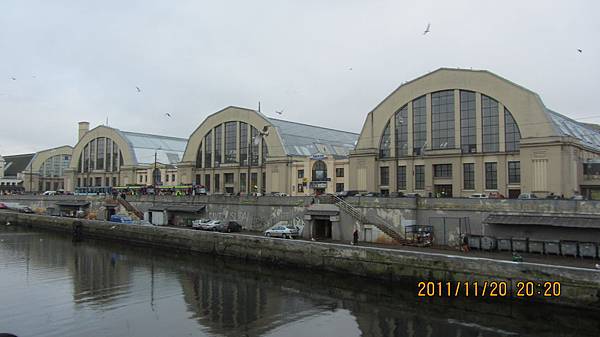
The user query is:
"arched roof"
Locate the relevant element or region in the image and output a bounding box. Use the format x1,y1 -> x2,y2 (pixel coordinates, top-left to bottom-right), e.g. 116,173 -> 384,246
27,145 -> 73,172
182,106 -> 359,163
69,125 -> 187,169
355,68 -> 600,152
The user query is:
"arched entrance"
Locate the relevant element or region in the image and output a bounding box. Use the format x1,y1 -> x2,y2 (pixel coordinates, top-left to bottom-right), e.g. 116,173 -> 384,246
311,160 -> 328,195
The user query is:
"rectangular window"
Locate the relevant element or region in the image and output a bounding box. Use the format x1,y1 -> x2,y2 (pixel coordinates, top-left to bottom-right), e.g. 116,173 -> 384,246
112,177 -> 117,186
240,122 -> 248,165
433,164 -> 452,178
397,166 -> 406,190
224,173 -> 234,184
298,169 -> 304,179
415,165 -> 425,190
195,174 -> 201,185
240,173 -> 247,192
460,91 -> 476,153
431,90 -> 455,150
485,162 -> 498,189
395,105 -> 408,157
335,168 -> 344,177
413,96 -> 427,155
171,174 -> 175,183
97,137 -> 105,170
250,127 -> 259,166
224,121 -> 237,163
380,166 -> 389,186
297,183 -> 304,193
95,177 -> 102,186
214,125 -> 222,166
250,173 -> 258,192
336,183 -> 344,192
165,174 -> 169,182
214,173 -> 220,192
262,172 -> 266,192
508,161 -> 521,184
89,139 -> 96,170
204,174 -> 211,191
482,95 -> 500,152
463,163 -> 474,190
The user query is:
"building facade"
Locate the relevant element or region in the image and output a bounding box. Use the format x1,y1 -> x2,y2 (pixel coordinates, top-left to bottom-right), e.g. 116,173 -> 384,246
349,68 -> 600,198
178,106 -> 358,195
64,122 -> 187,191
21,146 -> 73,192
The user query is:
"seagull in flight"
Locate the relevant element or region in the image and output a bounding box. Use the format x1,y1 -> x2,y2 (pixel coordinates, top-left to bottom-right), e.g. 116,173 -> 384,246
275,110 -> 283,115
136,86 -> 141,93
577,49 -> 583,53
423,23 -> 431,35
165,112 -> 172,117
10,77 -> 16,81
348,67 -> 353,71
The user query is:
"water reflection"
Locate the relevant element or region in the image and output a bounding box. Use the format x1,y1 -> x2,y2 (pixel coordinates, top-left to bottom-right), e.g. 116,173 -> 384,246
0,226 -> 598,337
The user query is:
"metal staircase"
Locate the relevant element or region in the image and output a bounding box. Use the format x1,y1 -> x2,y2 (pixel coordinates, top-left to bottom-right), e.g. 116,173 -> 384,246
117,197 -> 144,220
332,195 -> 407,243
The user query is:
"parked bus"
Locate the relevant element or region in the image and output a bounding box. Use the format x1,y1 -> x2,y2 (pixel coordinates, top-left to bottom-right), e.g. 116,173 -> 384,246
74,186 -> 113,196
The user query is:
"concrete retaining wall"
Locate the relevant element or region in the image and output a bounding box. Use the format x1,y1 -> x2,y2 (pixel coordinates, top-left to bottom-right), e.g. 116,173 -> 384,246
2,211 -> 599,308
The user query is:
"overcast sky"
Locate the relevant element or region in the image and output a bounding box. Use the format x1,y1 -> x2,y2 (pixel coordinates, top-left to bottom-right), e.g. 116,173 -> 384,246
1,0 -> 599,154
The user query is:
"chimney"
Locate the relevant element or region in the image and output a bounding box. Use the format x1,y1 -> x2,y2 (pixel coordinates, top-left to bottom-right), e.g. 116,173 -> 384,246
78,121 -> 90,141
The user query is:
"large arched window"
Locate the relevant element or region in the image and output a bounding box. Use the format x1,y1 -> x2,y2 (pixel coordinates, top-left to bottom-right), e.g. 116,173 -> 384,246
312,160 -> 327,181
40,155 -> 71,177
196,141 -> 203,168
379,122 -> 391,158
412,95 -> 427,155
460,91 -> 476,153
78,137 -> 122,173
505,108 -> 521,152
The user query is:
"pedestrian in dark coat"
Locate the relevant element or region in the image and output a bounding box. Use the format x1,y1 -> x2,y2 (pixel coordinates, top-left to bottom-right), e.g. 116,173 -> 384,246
352,228 -> 359,245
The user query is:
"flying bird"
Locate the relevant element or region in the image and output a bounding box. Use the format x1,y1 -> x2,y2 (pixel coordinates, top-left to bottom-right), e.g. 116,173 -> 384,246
577,49 -> 583,53
136,86 -> 141,93
165,113 -> 172,117
423,23 -> 431,35
10,77 -> 16,81
348,67 -> 353,71
275,110 -> 283,115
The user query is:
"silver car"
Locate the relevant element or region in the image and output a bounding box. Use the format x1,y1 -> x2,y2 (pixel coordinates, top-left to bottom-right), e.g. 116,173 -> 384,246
264,225 -> 299,238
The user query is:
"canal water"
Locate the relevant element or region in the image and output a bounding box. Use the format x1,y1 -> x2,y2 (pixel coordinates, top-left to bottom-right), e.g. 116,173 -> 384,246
0,226 -> 598,337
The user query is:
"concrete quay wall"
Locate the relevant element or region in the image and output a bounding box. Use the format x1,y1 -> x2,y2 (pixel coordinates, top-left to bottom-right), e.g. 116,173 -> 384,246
2,211 -> 599,308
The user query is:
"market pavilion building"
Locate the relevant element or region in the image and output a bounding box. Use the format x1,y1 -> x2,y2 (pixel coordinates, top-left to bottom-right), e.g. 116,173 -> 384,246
349,68 -> 600,198
64,122 -> 187,191
178,106 -> 358,195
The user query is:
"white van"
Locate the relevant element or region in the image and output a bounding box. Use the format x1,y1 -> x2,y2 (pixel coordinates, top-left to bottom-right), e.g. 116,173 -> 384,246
42,190 -> 57,196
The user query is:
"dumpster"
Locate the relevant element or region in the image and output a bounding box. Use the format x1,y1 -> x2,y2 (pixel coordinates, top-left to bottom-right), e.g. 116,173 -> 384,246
467,235 -> 481,250
497,237 -> 512,251
528,240 -> 544,254
544,240 -> 560,255
560,241 -> 578,257
579,242 -> 598,258
481,236 -> 497,251
512,237 -> 528,252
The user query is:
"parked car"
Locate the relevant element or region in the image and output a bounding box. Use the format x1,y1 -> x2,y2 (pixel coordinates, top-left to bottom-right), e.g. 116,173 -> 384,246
336,190 -> 360,198
110,214 -> 133,224
572,194 -> 585,200
42,190 -> 57,196
518,193 -> 538,199
192,218 -> 212,229
488,192 -> 505,199
468,193 -> 488,199
195,219 -> 221,231
215,221 -> 243,233
269,192 -> 289,197
17,206 -> 35,213
264,224 -> 299,238
404,193 -> 421,198
0,202 -> 7,209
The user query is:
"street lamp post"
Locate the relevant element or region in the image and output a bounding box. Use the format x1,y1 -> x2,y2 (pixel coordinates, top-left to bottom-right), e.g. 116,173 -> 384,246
247,126 -> 269,195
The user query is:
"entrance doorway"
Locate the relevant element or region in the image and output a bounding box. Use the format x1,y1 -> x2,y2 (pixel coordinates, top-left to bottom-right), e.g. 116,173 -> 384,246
508,189 -> 521,199
313,219 -> 332,239
434,184 -> 453,198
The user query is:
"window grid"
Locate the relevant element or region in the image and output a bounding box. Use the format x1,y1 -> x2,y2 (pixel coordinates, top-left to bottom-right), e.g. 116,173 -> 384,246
204,130 -> 212,168
240,122 -> 248,165
336,168 -> 344,177
380,166 -> 389,186
397,166 -> 406,190
433,164 -> 452,178
505,108 -> 521,152
379,122 -> 391,158
415,165 -> 425,190
224,122 -> 237,163
413,96 -> 427,154
482,95 -> 499,152
508,161 -> 521,184
431,90 -> 455,150
485,162 -> 498,190
463,163 -> 474,190
460,91 -> 476,153
395,105 -> 408,157
214,125 -> 222,166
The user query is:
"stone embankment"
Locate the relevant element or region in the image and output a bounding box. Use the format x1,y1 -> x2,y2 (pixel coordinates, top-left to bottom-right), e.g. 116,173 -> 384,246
1,211 -> 599,309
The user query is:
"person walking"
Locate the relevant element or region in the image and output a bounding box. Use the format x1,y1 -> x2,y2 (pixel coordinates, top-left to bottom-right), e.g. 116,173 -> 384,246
352,228 -> 359,245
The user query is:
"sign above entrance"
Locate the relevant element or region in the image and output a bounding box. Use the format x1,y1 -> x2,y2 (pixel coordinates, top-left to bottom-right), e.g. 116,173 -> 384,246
309,153 -> 327,161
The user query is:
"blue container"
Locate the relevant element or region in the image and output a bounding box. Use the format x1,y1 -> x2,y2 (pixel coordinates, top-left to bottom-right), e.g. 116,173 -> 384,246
110,215 -> 133,224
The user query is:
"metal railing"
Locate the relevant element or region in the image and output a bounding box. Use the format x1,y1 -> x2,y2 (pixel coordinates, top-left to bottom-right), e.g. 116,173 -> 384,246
117,197 -> 144,219
332,195 -> 406,242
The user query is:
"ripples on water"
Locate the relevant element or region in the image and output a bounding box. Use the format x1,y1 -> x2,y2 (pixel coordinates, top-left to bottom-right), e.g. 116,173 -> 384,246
0,227 -> 598,337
